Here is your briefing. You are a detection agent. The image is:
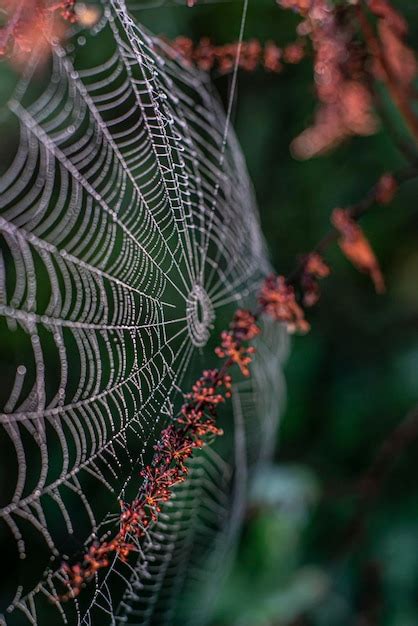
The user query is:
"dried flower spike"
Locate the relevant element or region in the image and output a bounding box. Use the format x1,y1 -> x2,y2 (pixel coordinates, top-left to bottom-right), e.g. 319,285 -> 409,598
215,332 -> 256,377
231,309 -> 261,342
301,253 -> 331,307
259,274 -> 310,334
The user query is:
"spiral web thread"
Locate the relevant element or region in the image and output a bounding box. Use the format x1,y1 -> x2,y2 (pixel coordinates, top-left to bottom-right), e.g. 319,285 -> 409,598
0,1 -> 288,624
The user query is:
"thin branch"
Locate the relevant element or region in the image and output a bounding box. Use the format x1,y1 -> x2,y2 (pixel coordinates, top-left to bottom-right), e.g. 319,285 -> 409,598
285,165 -> 418,288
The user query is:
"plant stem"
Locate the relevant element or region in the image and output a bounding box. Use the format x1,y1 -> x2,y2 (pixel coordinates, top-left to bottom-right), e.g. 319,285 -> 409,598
286,165 -> 418,286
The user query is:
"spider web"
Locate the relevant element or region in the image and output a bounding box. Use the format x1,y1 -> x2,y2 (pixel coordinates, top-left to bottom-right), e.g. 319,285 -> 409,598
0,1 -> 288,624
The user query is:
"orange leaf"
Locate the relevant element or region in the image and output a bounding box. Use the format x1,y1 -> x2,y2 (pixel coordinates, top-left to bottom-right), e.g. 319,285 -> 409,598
331,209 -> 385,294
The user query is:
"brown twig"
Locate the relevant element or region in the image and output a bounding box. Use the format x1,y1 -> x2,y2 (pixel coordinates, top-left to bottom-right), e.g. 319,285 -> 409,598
286,165 -> 418,287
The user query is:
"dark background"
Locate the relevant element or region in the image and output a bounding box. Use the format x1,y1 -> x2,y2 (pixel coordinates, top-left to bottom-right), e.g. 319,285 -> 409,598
135,1 -> 418,624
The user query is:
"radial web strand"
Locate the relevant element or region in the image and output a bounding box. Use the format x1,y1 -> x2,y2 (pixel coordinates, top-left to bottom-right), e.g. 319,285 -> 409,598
0,1 -> 288,624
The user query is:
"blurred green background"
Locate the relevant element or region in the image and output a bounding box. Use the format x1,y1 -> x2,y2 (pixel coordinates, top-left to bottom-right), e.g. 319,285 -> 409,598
1,0 -> 418,623
135,1 -> 418,624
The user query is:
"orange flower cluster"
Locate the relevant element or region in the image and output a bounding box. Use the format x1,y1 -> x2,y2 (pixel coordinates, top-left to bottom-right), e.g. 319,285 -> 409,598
60,532 -> 136,601
184,369 -> 232,410
279,0 -> 378,159
258,275 -> 310,334
0,0 -> 76,63
60,315 -> 257,600
215,309 -> 260,376
167,36 -> 305,74
118,499 -> 149,539
331,208 -> 385,293
278,0 -> 418,159
301,252 -> 331,307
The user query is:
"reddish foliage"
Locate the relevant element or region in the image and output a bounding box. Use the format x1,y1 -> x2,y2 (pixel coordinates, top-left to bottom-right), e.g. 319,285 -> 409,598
185,369 -> 232,411
231,309 -> 261,342
305,252 -> 330,279
59,310 -> 258,600
301,253 -> 331,307
56,0 -> 416,603
282,0 -> 378,159
283,40 -> 305,64
376,18 -> 417,88
0,0 -> 77,64
179,406 -> 223,443
153,424 -> 195,473
375,173 -> 398,204
366,0 -> 417,89
215,332 -> 256,377
119,499 -> 149,539
278,0 -> 418,158
259,274 -> 310,334
264,41 -> 282,72
167,36 -> 304,74
142,464 -> 187,519
214,310 -> 260,376
60,535 -> 137,600
332,208 -> 385,293
368,0 -> 407,34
